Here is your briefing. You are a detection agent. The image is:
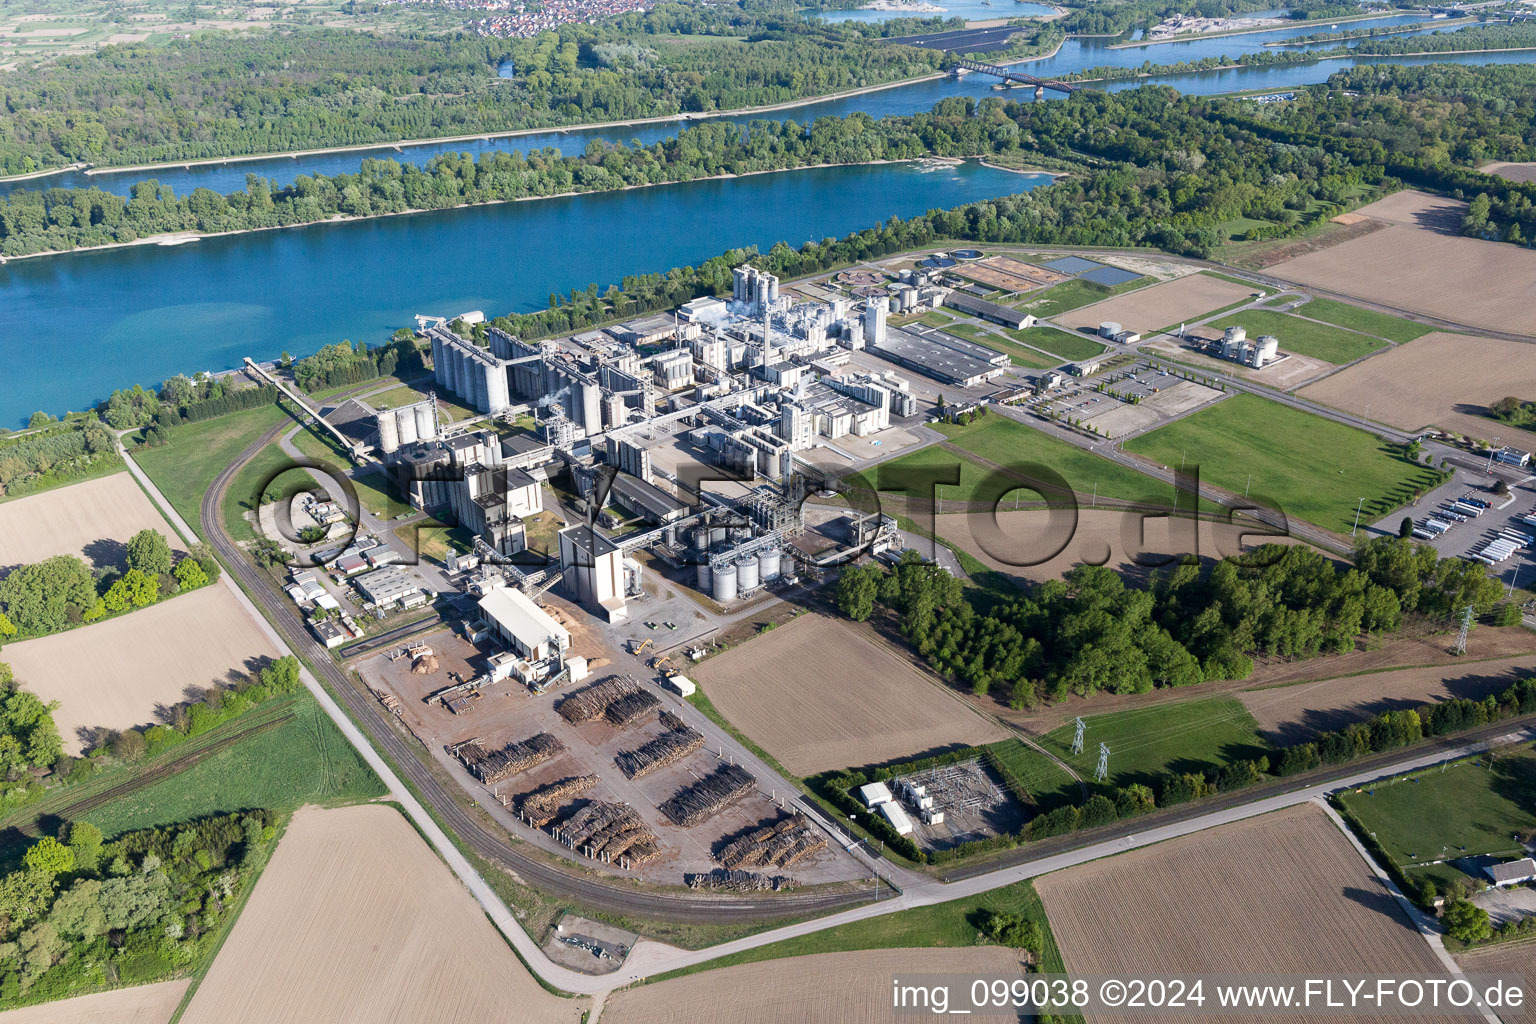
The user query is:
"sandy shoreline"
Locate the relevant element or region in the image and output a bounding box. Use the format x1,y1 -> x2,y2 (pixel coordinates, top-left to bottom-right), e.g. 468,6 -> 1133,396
0,156 -> 1054,265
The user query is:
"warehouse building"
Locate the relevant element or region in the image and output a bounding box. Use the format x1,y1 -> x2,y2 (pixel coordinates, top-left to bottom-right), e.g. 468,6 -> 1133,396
943,292 -> 1034,329
870,328 -> 1007,388
354,566 -> 431,611
477,586 -> 571,663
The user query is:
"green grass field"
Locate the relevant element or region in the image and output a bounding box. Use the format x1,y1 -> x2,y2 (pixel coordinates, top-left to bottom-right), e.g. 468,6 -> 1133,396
1292,298 -> 1431,345
943,323 -> 1059,369
1037,698 -> 1272,792
351,468 -> 414,519
132,403 -> 290,532
870,442 -> 997,497
985,739 -> 1081,809
1123,393 -> 1439,534
82,694 -> 385,839
1007,325 -> 1107,362
1337,746 -> 1536,869
1208,310 -> 1386,365
933,417 -> 1179,507
646,880 -> 1065,984
394,517 -> 475,565
1015,275 -> 1154,319
918,310 -> 956,327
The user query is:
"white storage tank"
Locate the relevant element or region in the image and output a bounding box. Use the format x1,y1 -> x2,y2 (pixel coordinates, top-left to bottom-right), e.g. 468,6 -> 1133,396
376,410 -> 400,454
696,561 -> 712,592
737,556 -> 760,591
712,563 -> 738,603
396,407 -> 419,446
415,403 -> 436,441
708,526 -> 728,548
757,547 -> 781,581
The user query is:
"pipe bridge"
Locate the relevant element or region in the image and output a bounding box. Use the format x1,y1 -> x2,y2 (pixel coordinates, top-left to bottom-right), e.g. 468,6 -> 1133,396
954,58 -> 1076,98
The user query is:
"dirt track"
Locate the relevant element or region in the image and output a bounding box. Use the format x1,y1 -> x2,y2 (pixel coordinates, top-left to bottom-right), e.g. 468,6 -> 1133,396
693,614 -> 1006,775
0,472 -> 180,574
1037,803 -> 1445,1023
180,804 -> 584,1024
605,947 -> 1026,1023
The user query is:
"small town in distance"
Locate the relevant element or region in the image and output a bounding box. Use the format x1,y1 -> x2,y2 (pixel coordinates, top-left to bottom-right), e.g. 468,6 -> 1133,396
1,0 -> 1536,1021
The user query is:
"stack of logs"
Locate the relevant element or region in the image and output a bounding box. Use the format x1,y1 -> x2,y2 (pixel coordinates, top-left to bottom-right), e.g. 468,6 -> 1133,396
517,774 -> 599,827
717,814 -> 826,870
558,676 -> 658,727
614,712 -> 704,779
450,732 -> 563,784
557,801 -> 661,864
659,763 -> 755,827
685,869 -> 797,893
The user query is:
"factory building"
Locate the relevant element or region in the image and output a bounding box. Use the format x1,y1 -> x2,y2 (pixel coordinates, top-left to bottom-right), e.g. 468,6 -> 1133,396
869,327 -> 1008,388
862,298 -> 888,349
388,431 -> 541,556
652,349 -> 694,390
354,566 -> 431,612
776,404 -> 815,451
609,473 -> 690,525
558,525 -> 639,622
732,265 -> 779,313
477,586 -> 571,664
943,293 -> 1033,329
429,326 -> 513,414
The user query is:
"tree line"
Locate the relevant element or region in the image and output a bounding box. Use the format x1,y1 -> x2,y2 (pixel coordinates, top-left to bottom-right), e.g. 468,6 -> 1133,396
0,420 -> 117,500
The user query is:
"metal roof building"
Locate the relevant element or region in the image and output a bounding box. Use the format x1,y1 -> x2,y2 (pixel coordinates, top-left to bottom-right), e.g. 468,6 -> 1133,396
870,327 -> 1008,388
477,586 -> 571,662
354,566 -> 430,610
943,291 -> 1033,329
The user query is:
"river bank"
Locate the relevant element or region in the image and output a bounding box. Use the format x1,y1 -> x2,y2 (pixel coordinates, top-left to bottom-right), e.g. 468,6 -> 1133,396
1108,8 -> 1419,49
1262,16 -> 1474,46
0,156 -> 1047,266
1067,43 -> 1536,84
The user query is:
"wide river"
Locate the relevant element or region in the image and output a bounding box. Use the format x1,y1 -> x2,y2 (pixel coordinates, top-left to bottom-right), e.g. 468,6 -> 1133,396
1,14 -> 1530,424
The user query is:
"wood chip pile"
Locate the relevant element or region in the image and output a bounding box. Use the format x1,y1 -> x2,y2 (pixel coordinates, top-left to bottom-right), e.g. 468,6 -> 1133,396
558,801 -> 661,863
716,814 -> 826,870
685,869 -> 797,892
659,763 -> 755,827
517,774 -> 599,827
451,732 -> 563,784
557,676 -> 642,724
614,712 -> 704,779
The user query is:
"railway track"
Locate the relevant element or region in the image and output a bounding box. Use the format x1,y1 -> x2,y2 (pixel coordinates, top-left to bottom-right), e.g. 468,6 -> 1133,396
200,416 -> 871,924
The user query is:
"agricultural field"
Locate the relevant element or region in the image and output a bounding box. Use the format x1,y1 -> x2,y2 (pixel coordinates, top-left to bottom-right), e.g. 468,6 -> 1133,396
0,980 -> 188,1024
692,614 -> 1007,776
1455,944 -> 1536,1024
1335,745 -> 1536,872
1480,161 -> 1536,185
1035,697 -> 1271,792
0,472 -> 179,573
1055,273 -> 1255,336
1036,802 -> 1447,1020
1266,191 -> 1536,335
1289,297 -> 1430,345
1298,332 -> 1536,441
606,947 -> 1026,1024
180,804 -> 582,1024
1239,654 -> 1536,745
3,584 -> 280,756
934,508 -> 1310,587
1123,393 -> 1438,534
1015,274 -> 1155,320
1207,309 -> 1387,365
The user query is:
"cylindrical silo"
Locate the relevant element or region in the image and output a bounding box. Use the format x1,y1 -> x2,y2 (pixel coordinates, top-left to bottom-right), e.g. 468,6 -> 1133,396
758,548 -> 781,581
415,403 -> 436,441
708,526 -> 727,548
396,407 -> 419,447
376,410 -> 400,454
696,561 -> 712,593
691,527 -> 709,554
737,556 -> 760,591
712,563 -> 737,603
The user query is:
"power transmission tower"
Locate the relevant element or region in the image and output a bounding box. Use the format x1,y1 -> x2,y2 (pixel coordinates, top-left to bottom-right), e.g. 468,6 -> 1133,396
1071,717 -> 1085,756
1452,604 -> 1474,656
1095,743 -> 1110,783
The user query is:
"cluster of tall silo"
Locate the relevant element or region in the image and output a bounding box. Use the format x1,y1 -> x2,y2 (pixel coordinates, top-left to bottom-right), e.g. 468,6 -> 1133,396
375,400 -> 439,455
430,326 -> 511,414
732,266 -> 779,313
685,522 -> 784,602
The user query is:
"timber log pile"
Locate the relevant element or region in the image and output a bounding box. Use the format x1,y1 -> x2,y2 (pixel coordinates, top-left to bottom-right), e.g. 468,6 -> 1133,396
614,712 -> 704,779
518,774 -> 599,826
450,732 -> 563,784
659,763 -> 755,827
717,814 -> 826,870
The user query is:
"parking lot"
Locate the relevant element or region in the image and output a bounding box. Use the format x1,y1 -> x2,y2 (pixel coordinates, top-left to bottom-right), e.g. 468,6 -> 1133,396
1373,471 -> 1535,591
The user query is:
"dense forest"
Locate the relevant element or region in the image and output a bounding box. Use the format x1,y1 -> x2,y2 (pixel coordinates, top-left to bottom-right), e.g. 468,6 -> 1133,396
0,420 -> 117,501
0,6 -> 953,174
0,812 -> 278,1005
834,537 -> 1507,705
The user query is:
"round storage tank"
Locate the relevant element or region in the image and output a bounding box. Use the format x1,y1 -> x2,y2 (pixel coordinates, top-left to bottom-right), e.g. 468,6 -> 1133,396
696,561 -> 712,593
396,408 -> 419,447
376,410 -> 400,454
757,548 -> 781,581
414,404 -> 436,441
690,527 -> 709,553
737,556 -> 760,591
708,527 -> 728,547
712,563 -> 738,603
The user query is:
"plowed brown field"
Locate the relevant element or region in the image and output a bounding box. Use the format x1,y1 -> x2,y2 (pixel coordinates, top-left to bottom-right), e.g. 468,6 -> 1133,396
1036,803 -> 1445,1023
180,804 -> 583,1024
605,947 -> 1026,1024
0,472 -> 180,574
1057,274 -> 1253,335
0,981 -> 188,1024
693,614 -> 1006,775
